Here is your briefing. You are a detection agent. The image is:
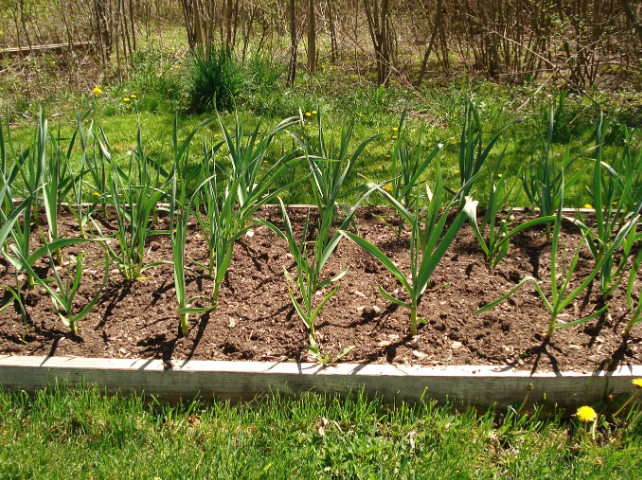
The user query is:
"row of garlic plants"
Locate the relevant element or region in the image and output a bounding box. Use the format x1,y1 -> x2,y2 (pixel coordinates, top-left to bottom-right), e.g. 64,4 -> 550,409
1,103 -> 641,356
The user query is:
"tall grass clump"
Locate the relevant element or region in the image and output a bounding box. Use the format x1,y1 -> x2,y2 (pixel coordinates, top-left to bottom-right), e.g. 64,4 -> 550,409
187,47 -> 241,113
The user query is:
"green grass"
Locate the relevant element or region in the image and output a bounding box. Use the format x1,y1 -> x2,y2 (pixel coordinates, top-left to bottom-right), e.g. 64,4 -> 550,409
0,385 -> 641,479
4,43 -> 642,208
5,90 -> 635,208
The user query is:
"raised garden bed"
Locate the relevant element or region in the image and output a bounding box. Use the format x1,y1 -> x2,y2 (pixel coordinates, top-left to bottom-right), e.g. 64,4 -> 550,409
1,206 -> 640,376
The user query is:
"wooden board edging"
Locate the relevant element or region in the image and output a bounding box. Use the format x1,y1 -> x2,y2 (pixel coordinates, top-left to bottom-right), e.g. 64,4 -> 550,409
1,355 -> 640,409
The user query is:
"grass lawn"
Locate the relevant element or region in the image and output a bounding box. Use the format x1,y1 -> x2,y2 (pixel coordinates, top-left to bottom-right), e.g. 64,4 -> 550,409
1,385 -> 641,479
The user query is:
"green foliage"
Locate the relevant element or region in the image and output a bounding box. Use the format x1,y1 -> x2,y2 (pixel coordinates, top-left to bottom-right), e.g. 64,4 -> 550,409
288,108 -> 380,214
342,163 -> 476,336
91,118 -> 170,280
27,250 -> 109,336
468,159 -> 555,268
1,385 -> 641,479
455,99 -> 518,199
572,115 -> 642,301
624,244 -> 642,337
477,177 -> 640,339
522,106 -> 586,236
187,47 -> 241,113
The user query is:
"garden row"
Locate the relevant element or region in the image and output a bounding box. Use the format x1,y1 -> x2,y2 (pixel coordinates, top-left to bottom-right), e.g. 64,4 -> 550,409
1,101 -> 641,366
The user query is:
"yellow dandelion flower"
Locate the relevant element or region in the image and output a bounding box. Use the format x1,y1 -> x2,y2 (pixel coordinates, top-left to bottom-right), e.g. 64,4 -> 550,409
123,98 -> 130,102
130,94 -> 137,99
136,276 -> 150,281
392,127 -> 398,132
633,378 -> 642,389
392,135 -> 398,140
455,188 -> 461,193
576,406 -> 598,423
449,140 -> 456,145
385,154 -> 391,158
497,173 -> 503,178
455,170 -> 460,174
92,192 -> 100,197
175,65 -> 181,69
263,160 -> 268,164
312,110 -> 317,114
383,184 -> 393,192
92,87 -> 102,95
305,112 -> 311,117
584,203 -> 593,209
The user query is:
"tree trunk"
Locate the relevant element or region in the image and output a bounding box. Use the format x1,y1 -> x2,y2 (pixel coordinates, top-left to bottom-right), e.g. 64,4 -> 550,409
287,0 -> 297,86
308,0 -> 317,73
415,0 -> 444,87
620,0 -> 642,46
364,0 -> 391,85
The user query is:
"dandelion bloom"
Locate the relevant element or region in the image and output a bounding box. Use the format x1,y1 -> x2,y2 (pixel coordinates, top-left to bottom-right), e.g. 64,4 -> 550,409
123,98 -> 130,102
130,94 -> 137,99
312,110 -> 317,115
392,127 -> 398,131
633,378 -> 642,389
455,170 -> 460,174
584,203 -> 593,209
383,184 -> 393,192
497,173 -> 503,178
305,112 -> 311,117
175,65 -> 181,69
392,135 -> 398,140
92,87 -> 102,95
576,406 -> 598,423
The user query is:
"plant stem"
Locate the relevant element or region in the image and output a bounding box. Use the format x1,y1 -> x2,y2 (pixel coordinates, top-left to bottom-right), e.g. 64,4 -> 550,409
212,282 -> 221,303
180,312 -> 189,337
546,311 -> 558,338
410,305 -> 418,336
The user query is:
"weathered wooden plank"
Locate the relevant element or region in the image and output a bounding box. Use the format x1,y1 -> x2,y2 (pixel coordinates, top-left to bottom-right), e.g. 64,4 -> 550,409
0,42 -> 93,56
0,356 -> 640,409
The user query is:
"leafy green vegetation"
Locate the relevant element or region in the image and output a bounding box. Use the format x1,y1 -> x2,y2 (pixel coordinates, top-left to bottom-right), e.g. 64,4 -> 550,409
0,385 -> 641,479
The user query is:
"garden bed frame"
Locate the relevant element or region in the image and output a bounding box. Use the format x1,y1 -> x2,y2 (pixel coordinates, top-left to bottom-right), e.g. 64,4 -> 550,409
1,355 -> 640,410
1,203 -> 640,409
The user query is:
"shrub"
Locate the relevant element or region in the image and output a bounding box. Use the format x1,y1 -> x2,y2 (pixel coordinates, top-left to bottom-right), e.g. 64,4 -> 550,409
187,47 -> 241,113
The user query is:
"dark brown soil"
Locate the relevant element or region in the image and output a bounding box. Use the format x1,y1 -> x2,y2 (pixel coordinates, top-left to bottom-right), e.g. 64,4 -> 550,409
1,206 -> 640,373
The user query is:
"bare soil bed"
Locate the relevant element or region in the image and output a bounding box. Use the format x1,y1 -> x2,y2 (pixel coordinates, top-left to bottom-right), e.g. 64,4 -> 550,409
0,206 -> 640,373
